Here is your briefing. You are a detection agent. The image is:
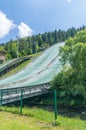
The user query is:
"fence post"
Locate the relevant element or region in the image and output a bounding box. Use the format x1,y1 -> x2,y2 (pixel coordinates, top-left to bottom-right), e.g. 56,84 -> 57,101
20,89 -> 23,114
54,89 -> 57,121
0,90 -> 3,106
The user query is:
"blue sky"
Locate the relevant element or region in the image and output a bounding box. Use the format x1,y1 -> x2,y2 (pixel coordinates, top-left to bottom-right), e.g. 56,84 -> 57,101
0,0 -> 86,43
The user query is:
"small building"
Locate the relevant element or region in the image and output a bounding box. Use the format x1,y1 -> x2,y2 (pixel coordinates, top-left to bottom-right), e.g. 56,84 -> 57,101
0,50 -> 6,63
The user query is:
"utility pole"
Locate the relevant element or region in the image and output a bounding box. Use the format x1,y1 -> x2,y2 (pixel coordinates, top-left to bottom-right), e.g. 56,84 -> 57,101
16,36 -> 19,58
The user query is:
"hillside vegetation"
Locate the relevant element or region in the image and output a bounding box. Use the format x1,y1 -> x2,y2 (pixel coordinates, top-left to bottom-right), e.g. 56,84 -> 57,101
0,26 -> 85,60
51,29 -> 86,107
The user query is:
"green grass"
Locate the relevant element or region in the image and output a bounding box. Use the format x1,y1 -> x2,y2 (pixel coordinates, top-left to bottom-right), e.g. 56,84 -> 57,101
0,111 -> 47,130
0,106 -> 86,130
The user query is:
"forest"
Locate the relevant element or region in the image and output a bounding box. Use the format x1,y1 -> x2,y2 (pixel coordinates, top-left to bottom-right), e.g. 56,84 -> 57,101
0,26 -> 85,60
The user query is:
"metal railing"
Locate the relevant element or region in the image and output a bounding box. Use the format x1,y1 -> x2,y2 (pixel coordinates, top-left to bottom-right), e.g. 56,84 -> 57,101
0,56 -> 32,76
0,83 -> 50,105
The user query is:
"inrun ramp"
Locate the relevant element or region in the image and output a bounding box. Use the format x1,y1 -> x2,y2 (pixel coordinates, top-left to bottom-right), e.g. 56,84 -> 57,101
0,42 -> 64,90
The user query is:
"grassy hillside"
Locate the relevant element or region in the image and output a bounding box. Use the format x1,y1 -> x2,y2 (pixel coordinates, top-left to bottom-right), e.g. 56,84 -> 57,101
0,111 -> 49,130
0,106 -> 86,130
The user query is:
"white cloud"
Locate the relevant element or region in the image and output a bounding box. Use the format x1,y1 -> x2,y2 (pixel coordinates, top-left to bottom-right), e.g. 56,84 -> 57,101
67,0 -> 71,3
18,22 -> 33,38
0,11 -> 16,39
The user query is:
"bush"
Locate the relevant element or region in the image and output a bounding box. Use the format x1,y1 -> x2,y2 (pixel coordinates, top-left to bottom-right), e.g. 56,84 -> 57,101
50,67 -> 86,106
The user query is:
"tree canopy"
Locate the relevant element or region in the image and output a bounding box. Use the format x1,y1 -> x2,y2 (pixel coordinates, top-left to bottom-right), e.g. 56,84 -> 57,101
0,26 -> 85,60
51,29 -> 86,105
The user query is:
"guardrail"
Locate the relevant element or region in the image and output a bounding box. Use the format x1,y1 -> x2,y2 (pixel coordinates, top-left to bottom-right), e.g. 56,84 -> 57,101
0,56 -> 32,76
0,83 -> 58,121
0,83 -> 50,105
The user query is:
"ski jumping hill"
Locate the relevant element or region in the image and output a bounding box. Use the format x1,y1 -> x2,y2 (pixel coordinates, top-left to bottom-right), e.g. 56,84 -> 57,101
0,42 -> 64,90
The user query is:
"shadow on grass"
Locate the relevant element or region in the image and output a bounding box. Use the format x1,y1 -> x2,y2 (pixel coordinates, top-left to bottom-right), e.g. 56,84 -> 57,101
57,106 -> 86,120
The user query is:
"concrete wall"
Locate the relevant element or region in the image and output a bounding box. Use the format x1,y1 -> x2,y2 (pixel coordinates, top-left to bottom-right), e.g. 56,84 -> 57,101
0,55 -> 5,61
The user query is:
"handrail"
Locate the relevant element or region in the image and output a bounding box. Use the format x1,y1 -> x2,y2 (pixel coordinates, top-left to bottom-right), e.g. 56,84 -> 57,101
0,56 -> 32,76
0,83 -> 50,105
0,82 -> 49,91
